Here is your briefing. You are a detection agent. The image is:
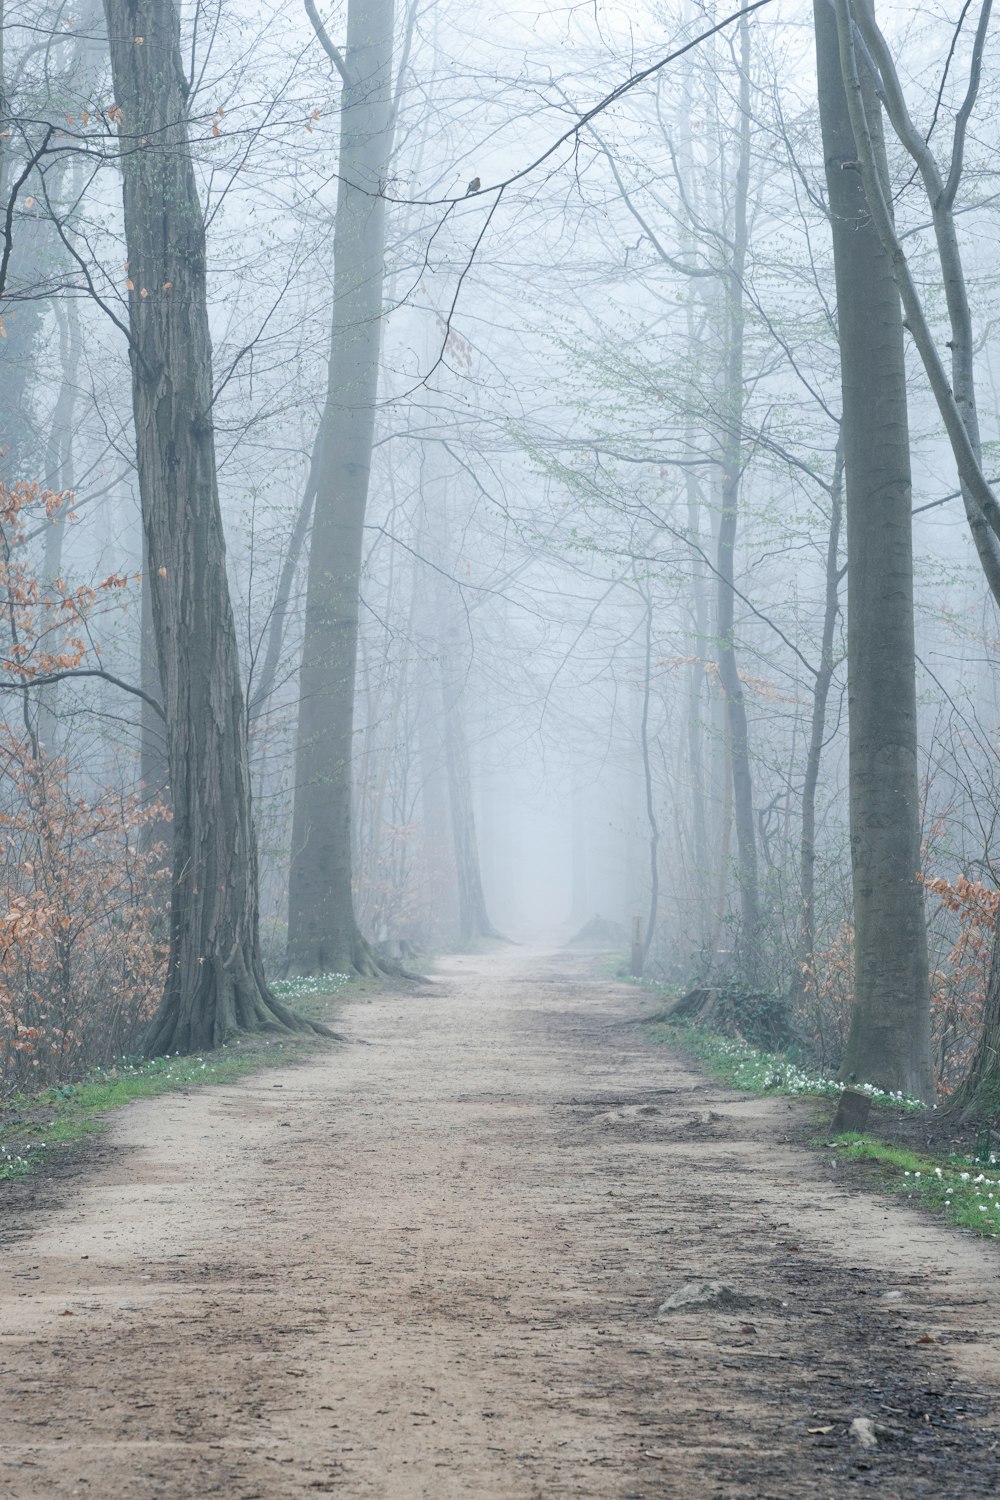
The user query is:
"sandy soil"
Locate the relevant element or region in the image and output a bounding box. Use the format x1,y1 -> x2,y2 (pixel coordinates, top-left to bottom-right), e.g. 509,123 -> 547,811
2,947 -> 1000,1498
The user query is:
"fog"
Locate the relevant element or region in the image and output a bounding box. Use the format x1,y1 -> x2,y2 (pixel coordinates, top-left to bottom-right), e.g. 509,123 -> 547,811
1,0 -> 1000,1099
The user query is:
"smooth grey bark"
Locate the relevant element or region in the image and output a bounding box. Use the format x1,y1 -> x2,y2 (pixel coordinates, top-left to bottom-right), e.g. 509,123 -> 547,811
417,664 -> 459,947
796,439 -> 844,1028
36,297 -> 80,750
632,582 -> 659,975
813,0 -> 932,1099
425,470 -> 504,948
41,300 -> 78,572
138,535 -> 170,859
286,0 -> 396,977
0,82 -> 44,475
249,439 -> 319,723
715,14 -> 761,971
570,771 -> 590,929
677,60 -> 712,961
684,444 -> 711,959
0,214 -> 46,478
835,0 -> 1000,602
439,645 -> 504,947
358,551 -> 416,937
103,0 -> 320,1052
831,0 -> 1000,1113
949,934 -> 1000,1118
1,2 -> 101,478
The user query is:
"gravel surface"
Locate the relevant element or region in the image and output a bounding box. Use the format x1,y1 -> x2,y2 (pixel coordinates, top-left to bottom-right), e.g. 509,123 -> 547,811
1,946 -> 999,1497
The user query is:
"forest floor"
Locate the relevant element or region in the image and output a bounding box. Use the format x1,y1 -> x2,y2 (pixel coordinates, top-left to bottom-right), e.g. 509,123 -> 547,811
1,947 -> 999,1498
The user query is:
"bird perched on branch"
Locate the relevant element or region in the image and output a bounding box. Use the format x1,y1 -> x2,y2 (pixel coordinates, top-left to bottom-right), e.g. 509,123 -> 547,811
465,176 -> 481,196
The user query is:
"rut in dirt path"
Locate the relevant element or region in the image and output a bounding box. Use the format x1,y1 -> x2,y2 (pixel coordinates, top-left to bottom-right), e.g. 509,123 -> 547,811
1,947 -> 999,1499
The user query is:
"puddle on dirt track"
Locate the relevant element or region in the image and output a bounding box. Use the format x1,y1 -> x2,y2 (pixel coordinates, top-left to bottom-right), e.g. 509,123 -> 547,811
1,946 -> 999,1497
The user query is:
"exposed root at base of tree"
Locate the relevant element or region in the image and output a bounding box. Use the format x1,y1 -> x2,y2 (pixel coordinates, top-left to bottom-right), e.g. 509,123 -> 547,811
349,933 -> 426,984
284,928 -> 426,986
145,946 -> 338,1058
938,1079 -> 1000,1125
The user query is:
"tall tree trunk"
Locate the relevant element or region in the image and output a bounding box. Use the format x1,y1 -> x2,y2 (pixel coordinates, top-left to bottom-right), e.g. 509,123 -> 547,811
633,583 -> 659,975
827,1 -> 1000,1113
708,713 -> 734,966
570,771 -> 590,930
139,536 -> 171,855
949,935 -> 1000,1117
684,455 -> 711,959
361,555 -> 416,934
715,14 -> 760,973
103,0 -> 319,1052
286,0 -> 396,977
424,459 -> 503,949
677,32 -> 712,966
439,647 -> 503,946
813,0 -> 932,1099
36,297 -> 80,750
796,441 -> 844,1016
249,437 -> 319,723
417,660 -> 459,947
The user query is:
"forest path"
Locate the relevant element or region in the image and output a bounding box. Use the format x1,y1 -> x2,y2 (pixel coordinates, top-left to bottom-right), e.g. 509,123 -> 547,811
2,947 -> 1000,1498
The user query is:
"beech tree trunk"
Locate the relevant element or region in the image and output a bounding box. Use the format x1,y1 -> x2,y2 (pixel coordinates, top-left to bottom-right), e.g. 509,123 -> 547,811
632,581 -> 659,975
138,539 -> 171,859
417,668 -> 459,947
813,0 -> 932,1099
249,438 -> 319,723
104,0 -> 317,1053
440,651 -> 503,947
286,0 -> 395,977
715,14 -> 761,973
36,298 -> 79,750
796,441 -> 844,1015
684,454 -> 711,959
949,934 -> 1000,1118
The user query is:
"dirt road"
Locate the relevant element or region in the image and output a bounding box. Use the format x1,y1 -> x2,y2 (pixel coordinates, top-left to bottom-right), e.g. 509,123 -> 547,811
2,948 -> 999,1497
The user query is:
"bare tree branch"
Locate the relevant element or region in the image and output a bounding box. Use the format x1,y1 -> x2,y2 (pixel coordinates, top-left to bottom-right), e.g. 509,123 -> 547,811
0,668 -> 165,719
303,0 -> 349,84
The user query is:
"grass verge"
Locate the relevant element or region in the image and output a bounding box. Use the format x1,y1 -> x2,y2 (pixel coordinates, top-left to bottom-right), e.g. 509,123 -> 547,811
650,1017 -> 923,1109
831,1133 -> 1000,1240
647,1016 -> 1000,1241
1,972 -> 355,1185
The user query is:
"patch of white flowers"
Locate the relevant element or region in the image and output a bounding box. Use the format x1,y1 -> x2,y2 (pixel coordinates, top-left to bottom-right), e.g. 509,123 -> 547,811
678,1028 -> 925,1110
902,1162 -> 1000,1235
1,1147 -> 33,1179
271,973 -> 350,1000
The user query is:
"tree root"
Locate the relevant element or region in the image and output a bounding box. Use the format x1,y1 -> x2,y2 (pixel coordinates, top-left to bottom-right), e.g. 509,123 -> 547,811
283,925 -> 427,986
146,944 -> 343,1058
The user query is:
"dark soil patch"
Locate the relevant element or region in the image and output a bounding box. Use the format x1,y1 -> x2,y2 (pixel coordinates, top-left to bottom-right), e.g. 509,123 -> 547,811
0,1133 -> 116,1249
860,1102 -> 1000,1162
